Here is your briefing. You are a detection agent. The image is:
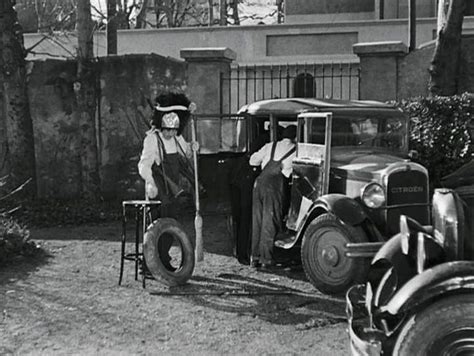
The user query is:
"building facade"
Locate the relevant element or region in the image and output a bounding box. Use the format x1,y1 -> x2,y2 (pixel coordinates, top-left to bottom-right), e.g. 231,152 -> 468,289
22,0 -> 474,109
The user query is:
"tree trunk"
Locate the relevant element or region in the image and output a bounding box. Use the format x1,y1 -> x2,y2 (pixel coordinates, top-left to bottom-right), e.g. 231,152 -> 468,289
230,0 -> 239,25
0,0 -> 37,197
429,0 -> 466,96
277,0 -> 284,24
154,0 -> 161,28
208,0 -> 213,26
219,0 -> 227,26
135,0 -> 149,29
76,0 -> 100,198
107,0 -> 117,54
163,0 -> 173,27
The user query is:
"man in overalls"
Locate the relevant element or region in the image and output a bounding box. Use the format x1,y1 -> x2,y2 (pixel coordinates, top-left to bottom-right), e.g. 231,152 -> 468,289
229,129 -> 269,265
249,125 -> 297,269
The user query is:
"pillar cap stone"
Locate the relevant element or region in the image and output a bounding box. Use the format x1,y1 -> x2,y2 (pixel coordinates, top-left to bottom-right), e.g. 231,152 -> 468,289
353,41 -> 408,56
180,47 -> 237,62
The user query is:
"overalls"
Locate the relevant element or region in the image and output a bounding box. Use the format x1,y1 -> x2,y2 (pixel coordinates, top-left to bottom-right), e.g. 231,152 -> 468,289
151,133 -> 183,218
151,133 -> 187,267
251,142 -> 295,265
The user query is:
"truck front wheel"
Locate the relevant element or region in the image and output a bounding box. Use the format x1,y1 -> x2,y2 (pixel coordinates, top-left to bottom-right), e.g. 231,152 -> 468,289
393,294 -> 474,355
301,213 -> 369,295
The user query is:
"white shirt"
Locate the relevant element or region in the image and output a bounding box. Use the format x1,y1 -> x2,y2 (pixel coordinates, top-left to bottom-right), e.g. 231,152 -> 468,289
138,128 -> 191,183
249,138 -> 296,178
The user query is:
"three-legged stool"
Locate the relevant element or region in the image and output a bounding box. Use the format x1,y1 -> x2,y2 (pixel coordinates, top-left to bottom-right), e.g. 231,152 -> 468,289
118,200 -> 161,288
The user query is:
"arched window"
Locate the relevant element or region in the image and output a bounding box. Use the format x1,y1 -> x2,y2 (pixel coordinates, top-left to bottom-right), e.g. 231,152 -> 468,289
293,73 -> 314,98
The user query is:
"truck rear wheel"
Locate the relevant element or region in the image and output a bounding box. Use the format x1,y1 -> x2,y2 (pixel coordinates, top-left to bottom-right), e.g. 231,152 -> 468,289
301,213 -> 369,295
393,294 -> 474,355
143,218 -> 195,287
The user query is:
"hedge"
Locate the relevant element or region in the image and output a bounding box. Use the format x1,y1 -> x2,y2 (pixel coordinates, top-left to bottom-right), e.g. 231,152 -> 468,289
396,93 -> 473,189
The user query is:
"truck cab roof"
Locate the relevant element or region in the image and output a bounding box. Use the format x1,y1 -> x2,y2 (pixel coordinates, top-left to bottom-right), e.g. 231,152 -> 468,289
238,98 -> 398,117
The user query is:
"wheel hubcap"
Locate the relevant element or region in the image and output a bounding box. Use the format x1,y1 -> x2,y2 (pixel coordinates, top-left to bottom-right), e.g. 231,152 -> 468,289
322,246 -> 340,267
313,227 -> 352,283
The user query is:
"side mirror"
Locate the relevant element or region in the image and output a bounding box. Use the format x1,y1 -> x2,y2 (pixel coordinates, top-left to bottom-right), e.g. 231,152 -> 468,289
408,150 -> 419,160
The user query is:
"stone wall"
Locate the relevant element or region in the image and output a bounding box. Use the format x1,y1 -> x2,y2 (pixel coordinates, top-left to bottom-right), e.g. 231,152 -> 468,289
398,42 -> 433,99
28,54 -> 187,199
355,35 -> 474,101
399,35 -> 474,98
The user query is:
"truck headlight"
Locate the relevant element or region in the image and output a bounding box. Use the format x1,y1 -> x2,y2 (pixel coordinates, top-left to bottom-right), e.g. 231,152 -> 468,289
361,183 -> 385,208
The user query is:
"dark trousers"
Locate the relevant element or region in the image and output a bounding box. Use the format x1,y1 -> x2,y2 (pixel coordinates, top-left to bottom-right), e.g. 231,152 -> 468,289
230,181 -> 253,264
251,185 -> 284,265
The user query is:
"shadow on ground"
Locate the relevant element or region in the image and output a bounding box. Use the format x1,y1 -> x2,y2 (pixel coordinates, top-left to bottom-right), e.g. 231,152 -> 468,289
148,272 -> 347,327
30,214 -> 235,256
0,250 -> 51,286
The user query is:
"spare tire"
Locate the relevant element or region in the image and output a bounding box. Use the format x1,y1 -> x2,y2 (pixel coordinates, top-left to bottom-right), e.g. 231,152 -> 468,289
143,218 -> 195,286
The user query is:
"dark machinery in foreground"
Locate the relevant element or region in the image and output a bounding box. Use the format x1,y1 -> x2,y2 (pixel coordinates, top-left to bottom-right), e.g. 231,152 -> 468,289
346,184 -> 474,355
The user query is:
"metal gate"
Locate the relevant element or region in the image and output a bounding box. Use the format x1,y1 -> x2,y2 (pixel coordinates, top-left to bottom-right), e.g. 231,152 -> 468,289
220,62 -> 360,114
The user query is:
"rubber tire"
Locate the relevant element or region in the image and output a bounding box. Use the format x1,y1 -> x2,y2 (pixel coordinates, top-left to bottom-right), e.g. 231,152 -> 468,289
301,213 -> 369,295
143,218 -> 195,287
393,294 -> 474,356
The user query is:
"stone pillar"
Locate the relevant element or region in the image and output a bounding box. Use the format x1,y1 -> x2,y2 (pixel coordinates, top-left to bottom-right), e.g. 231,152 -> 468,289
179,48 -> 237,213
353,41 -> 408,101
180,47 -> 236,114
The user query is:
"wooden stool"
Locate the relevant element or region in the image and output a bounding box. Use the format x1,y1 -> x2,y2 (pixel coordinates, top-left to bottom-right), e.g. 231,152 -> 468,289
118,200 -> 161,288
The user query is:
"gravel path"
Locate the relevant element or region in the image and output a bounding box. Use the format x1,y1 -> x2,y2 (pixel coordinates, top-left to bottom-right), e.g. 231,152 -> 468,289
0,214 -> 350,355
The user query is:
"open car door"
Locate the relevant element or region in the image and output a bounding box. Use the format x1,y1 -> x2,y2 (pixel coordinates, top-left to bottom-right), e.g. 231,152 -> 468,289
286,112 -> 333,232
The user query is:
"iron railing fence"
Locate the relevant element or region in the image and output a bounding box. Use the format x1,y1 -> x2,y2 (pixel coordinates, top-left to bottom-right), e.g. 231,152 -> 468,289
220,62 -> 361,114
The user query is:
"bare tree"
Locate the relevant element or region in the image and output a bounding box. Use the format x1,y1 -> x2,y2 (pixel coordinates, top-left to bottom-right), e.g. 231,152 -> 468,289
208,0 -> 213,26
76,0 -> 100,197
276,0 -> 284,24
153,0 -> 206,28
135,0 -> 149,28
107,0 -> 117,54
16,0 -> 77,33
429,0 -> 467,96
219,0 -> 227,26
229,0 -> 239,25
0,0 -> 37,197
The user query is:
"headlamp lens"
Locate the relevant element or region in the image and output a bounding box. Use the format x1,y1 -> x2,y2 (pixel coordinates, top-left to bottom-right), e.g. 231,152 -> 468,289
361,183 -> 385,208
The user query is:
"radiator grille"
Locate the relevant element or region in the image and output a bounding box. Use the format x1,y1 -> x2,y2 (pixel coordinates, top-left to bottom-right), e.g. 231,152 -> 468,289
386,170 -> 429,235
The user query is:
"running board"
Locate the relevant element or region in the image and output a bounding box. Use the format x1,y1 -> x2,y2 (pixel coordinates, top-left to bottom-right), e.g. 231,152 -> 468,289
345,242 -> 385,258
274,235 -> 298,249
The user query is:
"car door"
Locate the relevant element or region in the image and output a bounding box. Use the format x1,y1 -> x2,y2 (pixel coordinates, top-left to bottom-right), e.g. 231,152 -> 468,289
286,113 -> 332,232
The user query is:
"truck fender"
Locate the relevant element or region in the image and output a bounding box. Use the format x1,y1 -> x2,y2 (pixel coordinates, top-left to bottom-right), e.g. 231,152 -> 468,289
294,194 -> 369,243
382,261 -> 474,315
314,194 -> 367,226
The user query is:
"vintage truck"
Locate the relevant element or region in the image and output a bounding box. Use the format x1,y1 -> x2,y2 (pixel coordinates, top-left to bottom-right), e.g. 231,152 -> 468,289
142,98 -> 431,292
235,98 -> 431,294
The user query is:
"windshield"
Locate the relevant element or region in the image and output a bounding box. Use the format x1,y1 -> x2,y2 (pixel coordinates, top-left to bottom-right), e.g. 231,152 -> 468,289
303,114 -> 408,153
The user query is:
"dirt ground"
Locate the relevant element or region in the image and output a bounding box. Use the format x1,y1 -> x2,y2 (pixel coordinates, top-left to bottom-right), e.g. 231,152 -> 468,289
0,213 -> 350,355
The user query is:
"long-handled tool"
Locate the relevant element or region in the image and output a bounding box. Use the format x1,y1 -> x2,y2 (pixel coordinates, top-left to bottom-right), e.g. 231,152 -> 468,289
191,115 -> 204,262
